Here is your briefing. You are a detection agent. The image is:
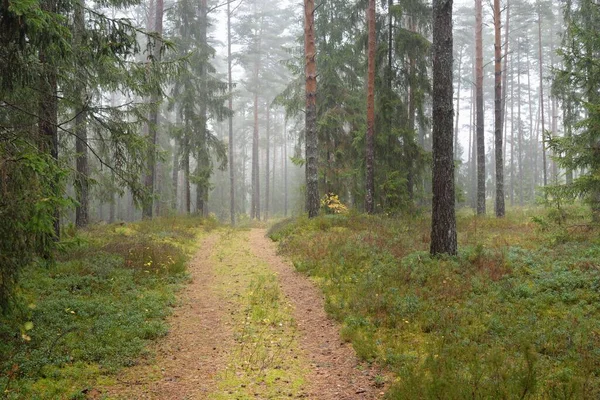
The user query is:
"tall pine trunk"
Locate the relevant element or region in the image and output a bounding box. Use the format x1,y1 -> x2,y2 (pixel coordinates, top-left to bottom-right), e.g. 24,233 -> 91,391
475,0 -> 485,215
228,0 -> 235,225
430,0 -> 457,256
196,0 -> 209,216
537,4 -> 547,188
304,0 -> 319,217
365,0 -> 375,214
494,0 -> 505,217
143,0 -> 164,219
265,105 -> 270,220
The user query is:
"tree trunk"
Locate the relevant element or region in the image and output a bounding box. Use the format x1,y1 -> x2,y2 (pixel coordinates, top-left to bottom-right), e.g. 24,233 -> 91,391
365,0 -> 376,214
537,4 -> 547,188
38,3 -> 60,240
284,118 -> 288,217
454,48 -> 463,160
74,0 -> 89,228
183,137 -> 190,214
517,38 -> 524,205
431,0 -> 457,256
304,0 -> 319,218
172,139 -> 179,211
509,51 -> 514,206
494,0 -> 505,217
143,0 -> 164,219
475,0 -> 485,215
228,0 -> 235,225
195,0 -> 209,217
265,104 -> 270,220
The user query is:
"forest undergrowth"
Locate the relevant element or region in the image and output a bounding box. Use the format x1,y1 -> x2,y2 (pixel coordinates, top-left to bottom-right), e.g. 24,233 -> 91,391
269,206 -> 600,399
0,216 -> 215,399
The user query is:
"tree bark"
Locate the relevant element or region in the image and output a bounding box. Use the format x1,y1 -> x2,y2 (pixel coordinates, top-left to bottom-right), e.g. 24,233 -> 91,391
304,0 -> 319,218
284,118 -> 288,217
537,3 -> 547,188
265,104 -> 270,220
195,0 -> 209,217
494,0 -> 505,217
365,0 -> 376,214
475,0 -> 485,215
431,0 -> 457,256
517,38 -> 524,205
143,0 -> 164,219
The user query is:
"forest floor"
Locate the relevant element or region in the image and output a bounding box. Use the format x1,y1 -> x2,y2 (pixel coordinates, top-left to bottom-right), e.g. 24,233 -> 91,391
100,228 -> 385,400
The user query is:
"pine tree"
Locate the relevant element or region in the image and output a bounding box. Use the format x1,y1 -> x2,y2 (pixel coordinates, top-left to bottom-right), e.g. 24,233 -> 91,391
431,0 -> 457,256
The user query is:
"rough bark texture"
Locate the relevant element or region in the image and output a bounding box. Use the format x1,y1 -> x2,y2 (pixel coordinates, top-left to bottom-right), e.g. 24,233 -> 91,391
228,0 -> 235,225
304,0 -> 319,218
74,0 -> 89,228
143,0 -> 164,219
430,0 -> 457,256
475,0 -> 485,215
494,0 -> 505,217
365,0 -> 376,214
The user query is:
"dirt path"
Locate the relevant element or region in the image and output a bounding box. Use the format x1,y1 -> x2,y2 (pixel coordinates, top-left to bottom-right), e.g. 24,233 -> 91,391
102,233 -> 233,399
249,229 -> 384,400
102,228 -> 384,399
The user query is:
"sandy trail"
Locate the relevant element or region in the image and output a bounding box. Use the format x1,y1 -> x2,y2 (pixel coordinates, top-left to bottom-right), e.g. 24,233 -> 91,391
101,229 -> 383,399
102,233 -> 233,399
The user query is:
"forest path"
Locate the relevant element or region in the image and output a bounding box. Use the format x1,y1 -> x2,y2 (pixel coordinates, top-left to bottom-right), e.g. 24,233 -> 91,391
101,228 -> 383,399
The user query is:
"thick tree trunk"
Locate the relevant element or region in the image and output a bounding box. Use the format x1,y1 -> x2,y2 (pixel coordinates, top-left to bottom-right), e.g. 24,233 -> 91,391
304,0 -> 319,218
143,0 -> 164,219
74,0 -> 89,228
365,0 -> 376,214
475,0 -> 485,215
228,0 -> 235,225
431,0 -> 457,256
494,0 -> 505,217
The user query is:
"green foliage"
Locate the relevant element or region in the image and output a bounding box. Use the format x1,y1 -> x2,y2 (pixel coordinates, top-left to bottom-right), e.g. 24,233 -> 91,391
551,0 -> 600,220
0,217 -> 204,399
273,213 -> 600,398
